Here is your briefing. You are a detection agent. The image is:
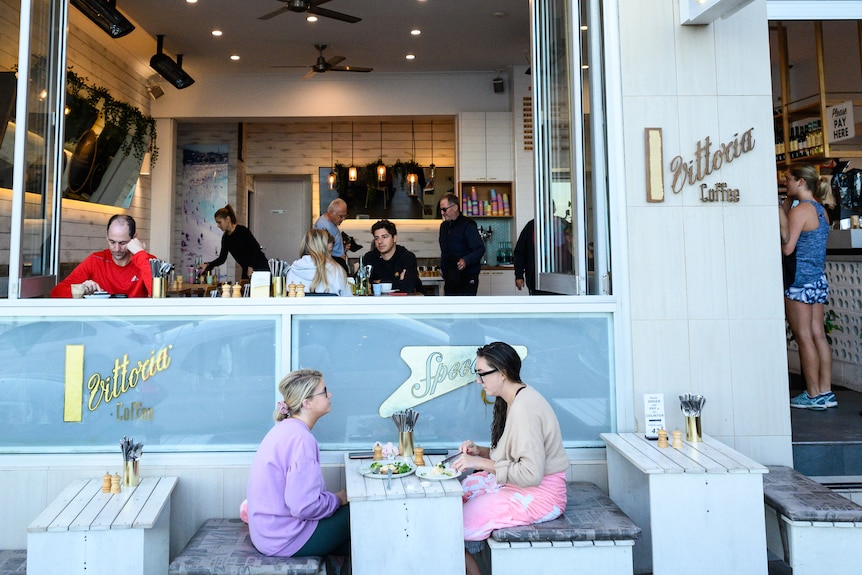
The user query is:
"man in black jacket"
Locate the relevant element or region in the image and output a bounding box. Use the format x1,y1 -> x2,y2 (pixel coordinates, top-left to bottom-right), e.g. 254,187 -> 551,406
438,193 -> 485,296
361,220 -> 422,294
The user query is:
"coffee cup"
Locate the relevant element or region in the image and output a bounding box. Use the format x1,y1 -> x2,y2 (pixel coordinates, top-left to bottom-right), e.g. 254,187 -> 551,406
372,283 -> 383,296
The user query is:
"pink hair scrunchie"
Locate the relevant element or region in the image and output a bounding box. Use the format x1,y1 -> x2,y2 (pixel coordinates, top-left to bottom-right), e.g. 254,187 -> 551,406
277,401 -> 289,416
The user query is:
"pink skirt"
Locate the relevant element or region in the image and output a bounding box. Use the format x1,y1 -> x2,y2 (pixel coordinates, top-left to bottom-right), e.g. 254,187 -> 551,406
461,470 -> 567,541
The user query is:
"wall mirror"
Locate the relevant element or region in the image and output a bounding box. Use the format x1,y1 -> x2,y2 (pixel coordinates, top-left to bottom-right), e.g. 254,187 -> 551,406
318,166 -> 454,220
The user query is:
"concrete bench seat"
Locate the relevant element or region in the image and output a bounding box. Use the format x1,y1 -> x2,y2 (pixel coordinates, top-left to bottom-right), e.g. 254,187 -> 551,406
168,519 -> 324,575
487,482 -> 641,575
0,550 -> 26,575
763,465 -> 862,575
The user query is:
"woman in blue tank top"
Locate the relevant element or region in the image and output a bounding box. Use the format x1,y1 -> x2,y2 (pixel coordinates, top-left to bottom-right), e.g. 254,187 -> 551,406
779,164 -> 836,410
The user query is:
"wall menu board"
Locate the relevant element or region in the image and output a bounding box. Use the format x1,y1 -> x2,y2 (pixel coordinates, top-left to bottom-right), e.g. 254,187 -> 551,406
0,316 -> 278,452
292,312 -> 614,449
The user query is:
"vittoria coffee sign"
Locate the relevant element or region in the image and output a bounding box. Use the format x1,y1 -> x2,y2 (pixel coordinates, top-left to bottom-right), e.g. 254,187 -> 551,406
646,127 -> 754,203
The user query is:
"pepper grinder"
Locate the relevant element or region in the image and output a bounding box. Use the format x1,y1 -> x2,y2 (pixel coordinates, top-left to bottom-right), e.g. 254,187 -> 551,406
413,446 -> 425,466
110,473 -> 121,494
373,444 -> 383,460
231,283 -> 242,298
221,283 -> 231,298
671,430 -> 683,449
656,429 -> 668,448
101,472 -> 112,493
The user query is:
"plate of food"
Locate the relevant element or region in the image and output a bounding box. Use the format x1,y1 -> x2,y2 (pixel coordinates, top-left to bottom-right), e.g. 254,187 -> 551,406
359,460 -> 416,479
415,463 -> 462,481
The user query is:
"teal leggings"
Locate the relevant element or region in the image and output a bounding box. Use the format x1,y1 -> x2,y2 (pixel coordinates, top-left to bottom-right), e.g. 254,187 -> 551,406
294,505 -> 350,557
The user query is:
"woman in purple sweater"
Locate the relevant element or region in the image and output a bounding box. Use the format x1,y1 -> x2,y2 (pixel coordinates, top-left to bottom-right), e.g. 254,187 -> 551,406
247,369 -> 349,558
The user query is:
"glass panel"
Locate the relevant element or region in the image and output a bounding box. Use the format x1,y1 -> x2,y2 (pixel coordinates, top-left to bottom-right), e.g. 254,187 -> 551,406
533,0 -> 610,295
0,0 -> 21,293
0,315 -> 279,453
19,0 -> 63,280
292,313 -> 615,449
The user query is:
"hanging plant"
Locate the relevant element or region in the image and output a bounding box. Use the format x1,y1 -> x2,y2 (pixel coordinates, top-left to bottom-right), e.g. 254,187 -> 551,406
66,68 -> 158,168
392,159 -> 422,192
365,159 -> 386,189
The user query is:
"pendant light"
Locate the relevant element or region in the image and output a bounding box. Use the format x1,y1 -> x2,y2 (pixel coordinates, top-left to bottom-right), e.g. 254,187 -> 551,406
407,121 -> 418,196
377,122 -> 387,182
424,120 -> 435,193
348,122 -> 357,182
429,120 -> 436,178
328,122 -> 336,190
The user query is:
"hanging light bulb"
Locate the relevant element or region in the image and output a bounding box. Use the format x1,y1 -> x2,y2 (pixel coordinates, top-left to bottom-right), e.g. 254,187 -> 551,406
377,122 -> 387,182
349,122 -> 357,182
407,121 -> 418,196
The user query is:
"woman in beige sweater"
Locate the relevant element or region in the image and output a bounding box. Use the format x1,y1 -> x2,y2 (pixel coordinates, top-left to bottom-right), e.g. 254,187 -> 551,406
450,342 -> 568,575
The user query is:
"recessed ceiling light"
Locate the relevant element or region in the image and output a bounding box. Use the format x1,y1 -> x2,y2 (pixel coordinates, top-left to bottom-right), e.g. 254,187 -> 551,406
494,11 -> 505,17
212,30 -> 222,37
230,54 -> 240,61
186,0 -> 197,3
307,15 -> 318,22
411,29 -> 421,36
581,25 -> 588,31
406,54 -> 416,60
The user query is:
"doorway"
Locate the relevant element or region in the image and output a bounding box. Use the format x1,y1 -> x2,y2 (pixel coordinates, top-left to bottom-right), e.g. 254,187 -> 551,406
252,176 -> 312,263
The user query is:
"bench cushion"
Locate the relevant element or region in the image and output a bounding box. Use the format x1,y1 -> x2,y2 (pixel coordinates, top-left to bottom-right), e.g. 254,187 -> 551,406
168,518 -> 321,575
490,482 -> 641,543
764,465 -> 862,523
0,550 -> 26,575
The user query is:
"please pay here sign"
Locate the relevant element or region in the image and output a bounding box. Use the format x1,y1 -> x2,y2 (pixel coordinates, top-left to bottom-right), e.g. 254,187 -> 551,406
827,101 -> 855,144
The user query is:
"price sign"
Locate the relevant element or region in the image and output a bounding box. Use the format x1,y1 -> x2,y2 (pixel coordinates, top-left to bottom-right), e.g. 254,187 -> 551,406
644,393 -> 666,440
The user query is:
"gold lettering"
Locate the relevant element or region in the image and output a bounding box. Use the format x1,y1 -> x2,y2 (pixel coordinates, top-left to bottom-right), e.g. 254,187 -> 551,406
667,128 -> 755,195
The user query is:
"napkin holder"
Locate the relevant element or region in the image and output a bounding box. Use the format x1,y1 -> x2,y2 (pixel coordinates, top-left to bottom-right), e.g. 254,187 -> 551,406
250,271 -> 271,298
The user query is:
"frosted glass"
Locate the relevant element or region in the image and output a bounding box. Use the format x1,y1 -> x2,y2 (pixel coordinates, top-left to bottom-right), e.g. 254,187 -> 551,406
292,312 -> 614,449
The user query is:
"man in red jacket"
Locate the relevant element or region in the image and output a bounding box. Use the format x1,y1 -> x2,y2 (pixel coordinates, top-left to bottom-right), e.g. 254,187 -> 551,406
51,214 -> 155,298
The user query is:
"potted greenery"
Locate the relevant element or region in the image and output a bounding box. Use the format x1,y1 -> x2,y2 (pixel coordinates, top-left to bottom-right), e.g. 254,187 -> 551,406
392,159 -> 422,193
66,68 -> 158,169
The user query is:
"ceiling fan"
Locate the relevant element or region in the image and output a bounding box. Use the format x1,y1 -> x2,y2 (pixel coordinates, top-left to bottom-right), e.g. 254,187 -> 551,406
258,0 -> 361,23
275,44 -> 372,79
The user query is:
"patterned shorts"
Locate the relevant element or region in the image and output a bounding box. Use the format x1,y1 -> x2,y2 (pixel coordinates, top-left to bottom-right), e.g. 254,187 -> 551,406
785,273 -> 829,304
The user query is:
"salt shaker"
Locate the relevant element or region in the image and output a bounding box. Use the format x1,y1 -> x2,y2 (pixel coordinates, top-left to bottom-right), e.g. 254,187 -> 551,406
373,444 -> 383,461
110,473 -> 121,494
671,430 -> 683,449
231,283 -> 242,298
221,284 -> 231,298
101,472 -> 112,493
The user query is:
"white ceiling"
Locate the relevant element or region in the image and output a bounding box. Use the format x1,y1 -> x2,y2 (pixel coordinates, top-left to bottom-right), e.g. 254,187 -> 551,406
114,0 -> 531,78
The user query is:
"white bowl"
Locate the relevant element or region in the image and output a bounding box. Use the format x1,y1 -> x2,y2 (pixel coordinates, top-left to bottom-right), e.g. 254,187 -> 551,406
380,283 -> 393,293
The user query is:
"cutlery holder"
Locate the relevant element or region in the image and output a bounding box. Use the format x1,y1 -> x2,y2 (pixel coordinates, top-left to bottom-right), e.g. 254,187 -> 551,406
123,459 -> 139,487
152,277 -> 166,298
272,276 -> 284,297
398,431 -> 414,458
685,415 -> 702,442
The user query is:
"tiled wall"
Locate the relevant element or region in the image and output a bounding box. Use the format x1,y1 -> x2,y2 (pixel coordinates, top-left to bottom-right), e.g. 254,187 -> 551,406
618,0 -> 792,465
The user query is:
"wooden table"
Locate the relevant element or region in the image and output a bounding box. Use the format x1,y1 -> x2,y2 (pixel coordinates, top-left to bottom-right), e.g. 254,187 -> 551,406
344,454 -> 465,575
601,433 -> 768,575
27,476 -> 177,575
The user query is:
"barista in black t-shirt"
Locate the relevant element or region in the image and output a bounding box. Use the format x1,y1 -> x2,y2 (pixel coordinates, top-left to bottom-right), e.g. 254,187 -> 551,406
361,220 -> 422,294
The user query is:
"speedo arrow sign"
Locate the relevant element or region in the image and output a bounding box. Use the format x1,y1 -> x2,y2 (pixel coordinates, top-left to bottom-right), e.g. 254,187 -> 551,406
378,345 -> 528,418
